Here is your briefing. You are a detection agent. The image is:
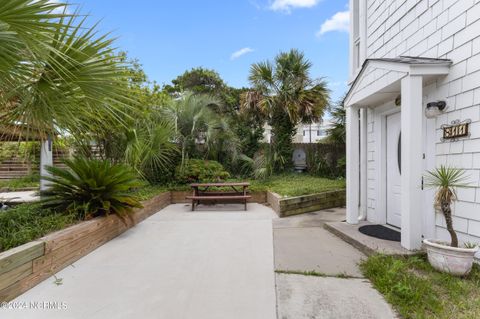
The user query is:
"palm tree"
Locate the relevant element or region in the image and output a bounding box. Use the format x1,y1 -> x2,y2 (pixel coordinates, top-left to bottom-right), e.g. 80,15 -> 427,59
121,116 -> 178,183
164,92 -> 224,166
0,1 -> 135,189
424,166 -> 469,247
242,49 -> 330,172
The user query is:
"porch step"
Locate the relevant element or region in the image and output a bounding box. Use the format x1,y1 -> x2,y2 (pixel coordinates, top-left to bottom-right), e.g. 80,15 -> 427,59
324,221 -> 421,257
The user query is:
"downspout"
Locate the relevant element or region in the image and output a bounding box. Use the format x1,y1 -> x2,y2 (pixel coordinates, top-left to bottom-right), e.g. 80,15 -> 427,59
358,107 -> 368,221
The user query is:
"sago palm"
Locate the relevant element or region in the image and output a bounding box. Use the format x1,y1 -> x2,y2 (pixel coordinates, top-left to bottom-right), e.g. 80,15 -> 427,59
41,157 -> 143,221
424,166 -> 468,247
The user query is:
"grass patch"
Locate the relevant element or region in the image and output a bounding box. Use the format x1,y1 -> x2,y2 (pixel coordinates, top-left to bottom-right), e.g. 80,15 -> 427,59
130,184 -> 169,201
143,174 -> 345,197
0,203 -> 77,252
251,174 -> 345,197
0,173 -> 40,191
361,254 -> 480,319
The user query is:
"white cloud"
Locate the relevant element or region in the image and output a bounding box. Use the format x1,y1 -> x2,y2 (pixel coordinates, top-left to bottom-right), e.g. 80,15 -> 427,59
316,10 -> 349,37
230,47 -> 254,60
270,0 -> 320,12
46,0 -> 69,14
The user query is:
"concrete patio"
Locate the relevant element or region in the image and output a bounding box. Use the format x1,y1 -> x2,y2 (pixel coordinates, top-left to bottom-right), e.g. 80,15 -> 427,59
1,204 -> 397,319
1,204 -> 277,319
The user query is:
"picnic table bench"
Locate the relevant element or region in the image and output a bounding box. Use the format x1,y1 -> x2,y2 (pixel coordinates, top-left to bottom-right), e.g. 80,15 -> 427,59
186,182 -> 251,211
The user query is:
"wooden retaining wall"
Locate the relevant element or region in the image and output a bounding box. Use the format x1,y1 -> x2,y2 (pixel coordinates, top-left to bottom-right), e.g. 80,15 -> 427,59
267,190 -> 345,217
0,192 -> 170,302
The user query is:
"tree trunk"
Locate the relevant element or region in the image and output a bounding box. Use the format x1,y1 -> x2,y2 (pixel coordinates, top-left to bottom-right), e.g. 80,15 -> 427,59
270,108 -> 295,173
442,200 -> 458,247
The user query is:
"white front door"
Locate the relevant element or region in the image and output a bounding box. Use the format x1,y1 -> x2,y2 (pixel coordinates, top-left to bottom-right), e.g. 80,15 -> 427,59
386,112 -> 402,228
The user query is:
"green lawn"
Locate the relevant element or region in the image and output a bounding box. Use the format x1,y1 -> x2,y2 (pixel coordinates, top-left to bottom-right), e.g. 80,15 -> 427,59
250,174 -> 345,197
0,173 -> 40,191
361,254 -> 480,319
164,174 -> 345,197
0,173 -> 344,198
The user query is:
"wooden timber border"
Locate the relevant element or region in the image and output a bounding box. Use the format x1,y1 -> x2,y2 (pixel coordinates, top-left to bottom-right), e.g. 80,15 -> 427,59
266,189 -> 346,217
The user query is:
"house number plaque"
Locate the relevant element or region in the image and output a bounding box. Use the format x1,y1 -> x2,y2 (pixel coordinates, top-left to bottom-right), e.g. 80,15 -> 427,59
441,120 -> 471,141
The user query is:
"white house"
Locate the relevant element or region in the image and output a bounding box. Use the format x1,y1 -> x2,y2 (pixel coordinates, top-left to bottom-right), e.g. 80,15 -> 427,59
345,0 -> 480,252
263,121 -> 332,143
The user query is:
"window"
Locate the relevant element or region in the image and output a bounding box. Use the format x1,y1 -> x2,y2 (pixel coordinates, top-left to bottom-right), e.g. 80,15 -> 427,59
352,0 -> 361,71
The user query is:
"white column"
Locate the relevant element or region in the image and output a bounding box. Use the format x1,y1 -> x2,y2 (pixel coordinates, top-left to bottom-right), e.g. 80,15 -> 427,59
401,75 -> 424,250
346,106 -> 360,224
359,108 -> 368,221
40,136 -> 53,191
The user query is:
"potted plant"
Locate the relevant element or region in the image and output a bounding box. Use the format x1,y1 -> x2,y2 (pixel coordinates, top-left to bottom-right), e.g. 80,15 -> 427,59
423,166 -> 478,276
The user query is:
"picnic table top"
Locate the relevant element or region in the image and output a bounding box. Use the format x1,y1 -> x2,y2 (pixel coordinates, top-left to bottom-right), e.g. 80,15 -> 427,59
189,182 -> 250,187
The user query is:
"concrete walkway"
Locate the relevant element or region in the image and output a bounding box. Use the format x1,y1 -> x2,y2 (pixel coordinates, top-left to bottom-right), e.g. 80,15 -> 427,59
0,191 -> 38,204
273,208 -> 398,319
273,208 -> 365,277
1,204 -> 277,319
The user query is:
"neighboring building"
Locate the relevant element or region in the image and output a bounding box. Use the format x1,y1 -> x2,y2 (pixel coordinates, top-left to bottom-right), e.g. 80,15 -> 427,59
345,0 -> 480,253
263,121 -> 332,143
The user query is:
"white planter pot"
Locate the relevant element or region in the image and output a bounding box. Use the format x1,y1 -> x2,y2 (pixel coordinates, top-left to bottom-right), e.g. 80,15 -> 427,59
423,239 -> 479,276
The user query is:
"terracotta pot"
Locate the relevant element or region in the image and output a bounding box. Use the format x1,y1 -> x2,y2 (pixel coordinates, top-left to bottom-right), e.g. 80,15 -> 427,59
423,239 -> 479,276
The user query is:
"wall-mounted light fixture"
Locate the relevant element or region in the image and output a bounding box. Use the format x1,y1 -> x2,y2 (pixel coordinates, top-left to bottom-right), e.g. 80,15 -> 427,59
425,101 -> 447,118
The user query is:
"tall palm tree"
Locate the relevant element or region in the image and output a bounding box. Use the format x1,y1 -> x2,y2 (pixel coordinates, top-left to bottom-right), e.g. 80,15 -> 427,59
0,1 -> 136,188
242,49 -> 330,172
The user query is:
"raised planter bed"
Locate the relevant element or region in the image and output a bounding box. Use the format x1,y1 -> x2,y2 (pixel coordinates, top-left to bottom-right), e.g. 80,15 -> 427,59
0,192 -> 170,302
267,189 -> 345,217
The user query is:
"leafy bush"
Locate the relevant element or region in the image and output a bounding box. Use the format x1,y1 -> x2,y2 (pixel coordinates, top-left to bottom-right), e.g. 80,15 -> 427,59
0,203 -> 76,252
0,141 -> 39,163
175,159 -> 230,184
41,157 -> 143,220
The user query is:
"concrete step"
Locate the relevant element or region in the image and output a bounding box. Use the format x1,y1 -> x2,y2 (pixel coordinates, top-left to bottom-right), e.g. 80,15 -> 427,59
323,221 -> 420,256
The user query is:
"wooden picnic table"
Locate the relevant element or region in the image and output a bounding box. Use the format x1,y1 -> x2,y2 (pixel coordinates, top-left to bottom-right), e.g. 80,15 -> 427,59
187,182 -> 251,211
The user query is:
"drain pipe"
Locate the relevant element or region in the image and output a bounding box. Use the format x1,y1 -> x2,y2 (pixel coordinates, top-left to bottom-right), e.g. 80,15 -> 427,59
358,107 -> 368,221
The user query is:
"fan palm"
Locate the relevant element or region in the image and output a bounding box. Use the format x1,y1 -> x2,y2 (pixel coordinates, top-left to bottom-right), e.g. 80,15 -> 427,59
424,166 -> 469,247
0,1 -> 134,141
164,92 -> 224,166
122,116 -> 178,182
242,49 -> 330,172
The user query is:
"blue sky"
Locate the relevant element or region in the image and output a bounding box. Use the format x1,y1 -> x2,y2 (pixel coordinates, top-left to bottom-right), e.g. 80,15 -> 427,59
72,0 -> 350,102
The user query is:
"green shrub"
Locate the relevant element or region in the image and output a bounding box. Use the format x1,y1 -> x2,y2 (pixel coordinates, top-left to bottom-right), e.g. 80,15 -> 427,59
175,159 -> 230,184
0,203 -> 76,252
41,157 -> 143,220
0,141 -> 40,163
